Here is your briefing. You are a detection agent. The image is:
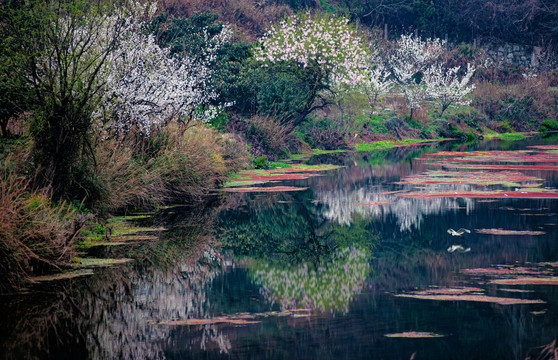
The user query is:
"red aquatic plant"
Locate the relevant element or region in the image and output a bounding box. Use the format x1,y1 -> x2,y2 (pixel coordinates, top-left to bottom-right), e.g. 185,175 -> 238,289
384,332 -> 445,338
429,163 -> 558,171
356,201 -> 394,206
489,277 -> 558,285
461,267 -> 548,276
222,186 -> 308,193
395,286 -> 545,305
396,293 -> 545,305
475,229 -> 546,235
396,191 -> 558,199
396,170 -> 541,186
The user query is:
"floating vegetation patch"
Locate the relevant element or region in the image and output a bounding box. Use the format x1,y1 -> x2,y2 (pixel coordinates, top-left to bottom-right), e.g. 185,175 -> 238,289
369,190 -> 409,195
498,288 -> 535,293
396,190 -> 558,199
489,277 -> 558,285
356,201 -> 394,206
222,186 -> 308,193
475,229 -> 546,235
461,266 -> 549,276
31,269 -> 95,282
396,170 -> 541,187
430,163 -> 558,171
152,309 -> 312,326
71,257 -> 133,268
396,293 -> 544,305
423,150 -> 558,163
394,287 -> 544,305
384,332 -> 446,338
223,164 -> 343,188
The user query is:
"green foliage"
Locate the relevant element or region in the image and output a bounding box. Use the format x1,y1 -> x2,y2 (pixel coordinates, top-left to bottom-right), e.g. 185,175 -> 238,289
539,119 -> 558,136
2,0 -> 123,199
253,156 -> 271,169
150,12 -> 223,58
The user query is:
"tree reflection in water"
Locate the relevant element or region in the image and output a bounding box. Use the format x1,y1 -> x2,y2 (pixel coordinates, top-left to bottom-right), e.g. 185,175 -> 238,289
250,246 -> 371,313
0,203 -> 233,359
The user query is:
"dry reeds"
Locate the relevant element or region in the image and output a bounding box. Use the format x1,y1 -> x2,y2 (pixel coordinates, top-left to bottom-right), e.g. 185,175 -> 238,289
0,159 -> 85,292
472,75 -> 557,131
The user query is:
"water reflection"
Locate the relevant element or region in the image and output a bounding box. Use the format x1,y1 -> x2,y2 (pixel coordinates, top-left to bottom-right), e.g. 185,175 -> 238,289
1,204 -> 230,359
250,247 -> 371,313
1,139 -> 558,359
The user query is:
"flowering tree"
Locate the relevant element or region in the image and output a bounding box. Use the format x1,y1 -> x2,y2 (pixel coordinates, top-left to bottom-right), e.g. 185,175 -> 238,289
390,34 -> 445,121
99,3 -> 231,135
424,63 -> 476,116
254,12 -> 370,127
2,0 -> 130,196
359,55 -> 393,113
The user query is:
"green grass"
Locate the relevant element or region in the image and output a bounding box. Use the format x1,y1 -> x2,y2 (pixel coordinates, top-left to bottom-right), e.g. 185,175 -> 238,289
354,138 -> 445,152
484,133 -> 527,140
312,149 -> 347,155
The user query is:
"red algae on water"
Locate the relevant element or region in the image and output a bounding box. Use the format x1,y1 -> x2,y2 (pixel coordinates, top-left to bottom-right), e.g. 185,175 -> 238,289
489,277 -> 558,285
394,286 -> 545,305
396,191 -> 558,199
385,332 -> 446,338
475,229 -> 546,235
222,186 -> 308,193
395,293 -> 545,305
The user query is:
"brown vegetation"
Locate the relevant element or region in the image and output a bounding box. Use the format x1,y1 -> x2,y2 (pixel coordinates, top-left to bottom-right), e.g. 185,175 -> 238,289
158,0 -> 292,40
0,156 -> 86,292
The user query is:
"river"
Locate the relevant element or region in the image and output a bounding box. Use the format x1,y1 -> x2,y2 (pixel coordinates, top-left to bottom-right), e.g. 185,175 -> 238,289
1,137 -> 557,359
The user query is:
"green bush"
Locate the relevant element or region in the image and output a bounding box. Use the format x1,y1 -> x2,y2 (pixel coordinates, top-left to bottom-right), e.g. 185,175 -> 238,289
539,119 -> 558,136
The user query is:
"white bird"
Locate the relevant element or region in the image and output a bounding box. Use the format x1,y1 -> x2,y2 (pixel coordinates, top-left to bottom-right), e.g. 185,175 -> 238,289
447,228 -> 471,238
447,245 -> 471,253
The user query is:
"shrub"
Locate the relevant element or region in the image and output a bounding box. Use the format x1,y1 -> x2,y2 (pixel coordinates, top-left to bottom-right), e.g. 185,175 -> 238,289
88,138 -> 163,212
472,77 -> 557,131
149,123 -> 233,199
244,115 -> 293,160
539,119 -> 558,136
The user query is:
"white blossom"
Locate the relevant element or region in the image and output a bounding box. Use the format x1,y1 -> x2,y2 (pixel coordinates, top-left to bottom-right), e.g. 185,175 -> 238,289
98,3 -> 231,135
424,63 -> 476,116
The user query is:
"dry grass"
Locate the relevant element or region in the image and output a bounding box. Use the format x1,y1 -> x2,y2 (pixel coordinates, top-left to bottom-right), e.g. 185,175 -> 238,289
0,157 -> 86,292
472,76 -> 557,131
149,123 -> 239,198
244,115 -> 293,160
91,138 -> 163,212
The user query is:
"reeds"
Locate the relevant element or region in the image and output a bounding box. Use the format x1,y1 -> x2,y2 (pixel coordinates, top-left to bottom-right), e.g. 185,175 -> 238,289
0,158 -> 85,292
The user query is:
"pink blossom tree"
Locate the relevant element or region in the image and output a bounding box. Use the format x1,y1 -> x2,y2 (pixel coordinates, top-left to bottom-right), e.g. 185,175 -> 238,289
254,12 -> 370,127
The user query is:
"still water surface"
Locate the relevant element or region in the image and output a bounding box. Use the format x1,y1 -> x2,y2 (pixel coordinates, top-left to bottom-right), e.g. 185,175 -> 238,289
1,137 -> 558,359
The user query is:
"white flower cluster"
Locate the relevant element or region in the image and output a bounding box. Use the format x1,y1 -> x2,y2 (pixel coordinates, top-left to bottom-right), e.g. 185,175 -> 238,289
41,1 -> 231,136
254,13 -> 370,89
390,34 -> 475,118
99,2 -> 231,135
